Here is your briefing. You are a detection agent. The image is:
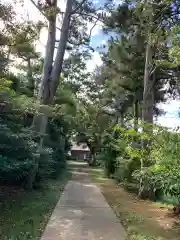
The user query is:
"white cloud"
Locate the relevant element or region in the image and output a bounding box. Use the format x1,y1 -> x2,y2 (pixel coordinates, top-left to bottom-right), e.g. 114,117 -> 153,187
101,39 -> 107,45
86,51 -> 102,72
87,22 -> 103,37
113,0 -> 123,6
157,100 -> 180,129
157,116 -> 180,129
158,99 -> 180,113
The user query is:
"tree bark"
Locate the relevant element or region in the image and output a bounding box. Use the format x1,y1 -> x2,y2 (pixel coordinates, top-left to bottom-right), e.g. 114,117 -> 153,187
29,0 -> 73,189
120,111 -> 124,127
50,0 -> 73,99
134,100 -> 138,131
142,41 -> 154,127
32,0 -> 57,129
115,111 -> 124,127
28,0 -> 57,190
140,41 -> 155,192
39,17 -> 56,104
34,0 -> 73,132
27,57 -> 34,96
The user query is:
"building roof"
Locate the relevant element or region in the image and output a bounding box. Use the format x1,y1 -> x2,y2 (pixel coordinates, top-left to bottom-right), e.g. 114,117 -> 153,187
71,143 -> 90,152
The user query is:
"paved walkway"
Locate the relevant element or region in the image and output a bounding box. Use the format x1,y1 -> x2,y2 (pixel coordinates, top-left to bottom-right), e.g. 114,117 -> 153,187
41,162 -> 125,240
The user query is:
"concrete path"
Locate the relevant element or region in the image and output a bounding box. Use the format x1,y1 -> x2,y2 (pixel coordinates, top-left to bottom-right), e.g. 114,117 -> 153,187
41,162 -> 126,240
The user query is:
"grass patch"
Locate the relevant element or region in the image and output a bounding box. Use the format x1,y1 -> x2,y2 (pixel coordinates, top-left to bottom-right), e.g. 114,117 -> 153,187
0,168 -> 71,240
89,167 -> 180,240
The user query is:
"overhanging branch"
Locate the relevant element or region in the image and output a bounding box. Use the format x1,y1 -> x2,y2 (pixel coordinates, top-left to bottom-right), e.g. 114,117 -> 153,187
76,12 -> 105,24
67,16 -> 100,50
71,0 -> 87,15
29,0 -> 47,19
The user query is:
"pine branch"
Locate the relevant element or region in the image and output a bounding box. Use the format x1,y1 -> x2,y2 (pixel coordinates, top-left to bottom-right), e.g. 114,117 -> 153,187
78,12 -> 105,24
55,16 -> 99,52
71,0 -> 87,15
67,17 -> 99,50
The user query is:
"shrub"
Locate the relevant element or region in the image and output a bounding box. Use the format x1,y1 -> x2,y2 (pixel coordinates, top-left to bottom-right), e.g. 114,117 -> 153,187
35,147 -> 54,183
0,123 -> 38,185
100,124 -> 180,203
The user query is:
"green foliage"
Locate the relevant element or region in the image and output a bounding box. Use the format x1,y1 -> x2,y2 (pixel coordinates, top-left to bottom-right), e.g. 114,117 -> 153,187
0,75 -> 72,188
0,123 -> 37,184
35,147 -> 54,182
0,113 -> 70,187
100,124 -> 180,203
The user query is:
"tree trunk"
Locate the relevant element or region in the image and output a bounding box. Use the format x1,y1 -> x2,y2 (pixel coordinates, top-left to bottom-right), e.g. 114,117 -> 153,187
38,18 -> 56,104
26,162 -> 38,190
85,141 -> 96,166
29,0 -> 74,189
114,114 -> 119,125
32,0 -> 57,128
89,154 -> 96,166
27,57 -> 34,96
134,100 -> 138,131
28,0 -> 57,190
34,0 -> 73,133
120,111 -> 124,127
142,41 -> 154,127
139,41 -> 155,194
50,0 -> 73,99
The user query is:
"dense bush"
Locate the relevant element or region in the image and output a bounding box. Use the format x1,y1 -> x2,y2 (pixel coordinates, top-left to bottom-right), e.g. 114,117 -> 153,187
0,122 -> 38,185
100,125 -> 180,204
44,120 -> 71,178
0,77 -> 73,189
0,118 -> 70,187
0,95 -> 70,188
